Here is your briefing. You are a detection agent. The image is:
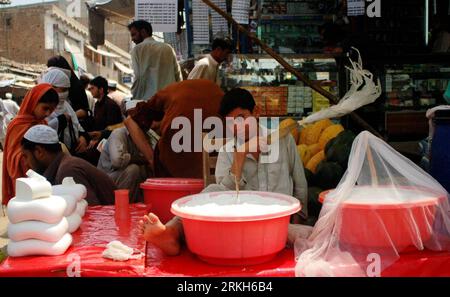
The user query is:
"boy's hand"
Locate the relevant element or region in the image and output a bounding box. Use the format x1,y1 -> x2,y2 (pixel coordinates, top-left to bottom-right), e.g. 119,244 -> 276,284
236,136 -> 268,158
232,136 -> 268,179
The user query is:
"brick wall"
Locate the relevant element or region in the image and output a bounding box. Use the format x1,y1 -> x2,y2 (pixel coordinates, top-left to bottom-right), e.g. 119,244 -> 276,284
105,22 -> 131,53
0,5 -> 49,64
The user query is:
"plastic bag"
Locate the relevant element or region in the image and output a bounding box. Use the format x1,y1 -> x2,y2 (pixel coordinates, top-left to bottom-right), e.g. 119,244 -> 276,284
300,48 -> 382,125
294,131 -> 450,276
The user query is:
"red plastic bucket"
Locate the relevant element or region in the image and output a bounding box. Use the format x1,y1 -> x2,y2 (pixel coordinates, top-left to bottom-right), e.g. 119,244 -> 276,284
318,187 -> 445,252
141,178 -> 204,224
171,191 -> 301,266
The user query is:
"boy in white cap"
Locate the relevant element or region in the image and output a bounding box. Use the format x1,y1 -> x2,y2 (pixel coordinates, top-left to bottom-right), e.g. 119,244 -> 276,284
108,80 -> 126,109
21,125 -> 116,205
1,93 -> 20,117
1,94 -> 17,148
0,93 -> 20,147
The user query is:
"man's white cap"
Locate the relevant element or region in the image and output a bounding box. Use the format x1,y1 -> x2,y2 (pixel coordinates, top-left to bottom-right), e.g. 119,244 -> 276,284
24,125 -> 59,144
125,100 -> 143,111
108,80 -> 117,88
40,68 -> 70,88
5,93 -> 12,99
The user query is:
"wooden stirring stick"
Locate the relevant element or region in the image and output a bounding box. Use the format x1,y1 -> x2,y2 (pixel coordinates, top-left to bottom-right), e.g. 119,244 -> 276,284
235,174 -> 240,203
234,141 -> 240,203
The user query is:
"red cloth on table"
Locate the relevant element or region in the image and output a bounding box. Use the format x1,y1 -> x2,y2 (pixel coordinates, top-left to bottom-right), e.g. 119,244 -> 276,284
144,246 -> 296,277
2,204 -> 450,277
144,245 -> 450,277
0,204 -> 148,277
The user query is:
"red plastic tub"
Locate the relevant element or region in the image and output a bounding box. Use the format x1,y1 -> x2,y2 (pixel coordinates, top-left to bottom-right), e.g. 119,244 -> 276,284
171,191 -> 301,266
318,187 -> 446,252
141,178 -> 204,223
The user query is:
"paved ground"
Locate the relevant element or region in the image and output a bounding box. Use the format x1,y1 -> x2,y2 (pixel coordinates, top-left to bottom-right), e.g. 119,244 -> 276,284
0,152 -> 8,250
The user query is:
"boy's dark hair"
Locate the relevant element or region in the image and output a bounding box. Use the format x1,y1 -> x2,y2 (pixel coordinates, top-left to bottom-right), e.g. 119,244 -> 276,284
79,74 -> 91,88
90,76 -> 108,94
21,137 -> 62,154
38,88 -> 59,105
219,88 -> 256,117
128,20 -> 153,36
212,38 -> 233,51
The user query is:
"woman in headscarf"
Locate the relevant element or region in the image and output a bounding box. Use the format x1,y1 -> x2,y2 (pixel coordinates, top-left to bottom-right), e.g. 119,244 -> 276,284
47,56 -> 90,121
40,68 -> 90,154
2,84 -> 59,204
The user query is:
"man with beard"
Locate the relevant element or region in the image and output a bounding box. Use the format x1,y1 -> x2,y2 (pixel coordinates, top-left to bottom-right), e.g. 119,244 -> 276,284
128,20 -> 182,101
20,125 -> 116,205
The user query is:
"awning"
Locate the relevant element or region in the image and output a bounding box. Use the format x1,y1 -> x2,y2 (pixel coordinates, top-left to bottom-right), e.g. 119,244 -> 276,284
114,61 -> 133,75
117,83 -> 131,95
86,0 -> 135,19
72,53 -> 88,72
0,79 -> 15,88
86,44 -> 120,58
65,39 -> 88,72
1,73 -> 36,84
86,0 -> 134,47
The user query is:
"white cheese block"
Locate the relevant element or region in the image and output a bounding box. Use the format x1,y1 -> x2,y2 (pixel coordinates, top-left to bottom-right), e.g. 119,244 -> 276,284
7,217 -> 69,242
7,233 -> 73,257
76,200 -> 87,217
7,196 -> 67,224
66,212 -> 82,233
15,176 -> 52,201
60,194 -> 78,217
52,177 -> 87,202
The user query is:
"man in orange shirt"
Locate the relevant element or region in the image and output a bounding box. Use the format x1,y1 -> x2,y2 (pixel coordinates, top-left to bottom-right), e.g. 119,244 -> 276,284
124,79 -> 224,178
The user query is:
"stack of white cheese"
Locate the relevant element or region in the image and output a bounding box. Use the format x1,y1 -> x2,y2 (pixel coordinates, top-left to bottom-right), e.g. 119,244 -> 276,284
7,171 -> 88,257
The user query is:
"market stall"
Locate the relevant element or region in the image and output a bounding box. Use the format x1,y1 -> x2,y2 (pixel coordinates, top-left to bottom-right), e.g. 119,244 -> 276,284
2,202 -> 450,277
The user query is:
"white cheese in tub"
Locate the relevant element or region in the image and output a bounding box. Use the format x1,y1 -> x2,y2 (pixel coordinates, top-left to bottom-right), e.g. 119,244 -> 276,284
179,193 -> 294,217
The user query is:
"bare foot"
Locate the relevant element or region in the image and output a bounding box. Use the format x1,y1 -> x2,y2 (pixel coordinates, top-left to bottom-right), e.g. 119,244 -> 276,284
139,213 -> 181,256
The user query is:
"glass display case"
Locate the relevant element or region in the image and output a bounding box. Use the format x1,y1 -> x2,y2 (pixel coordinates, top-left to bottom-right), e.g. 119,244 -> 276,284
354,54 -> 450,141
383,63 -> 450,110
256,0 -> 336,54
218,54 -> 341,118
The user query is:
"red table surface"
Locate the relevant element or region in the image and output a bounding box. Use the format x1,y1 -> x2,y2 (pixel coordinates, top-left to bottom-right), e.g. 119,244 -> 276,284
144,244 -> 450,277
145,246 -> 297,277
0,204 -> 149,277
2,204 -> 450,277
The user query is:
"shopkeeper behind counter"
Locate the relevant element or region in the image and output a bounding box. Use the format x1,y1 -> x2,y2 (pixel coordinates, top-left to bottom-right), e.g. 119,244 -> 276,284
187,38 -> 233,84
124,79 -> 224,178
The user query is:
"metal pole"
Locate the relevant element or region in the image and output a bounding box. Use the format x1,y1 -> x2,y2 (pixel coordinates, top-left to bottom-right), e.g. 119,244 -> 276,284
184,0 -> 193,58
200,0 -> 382,138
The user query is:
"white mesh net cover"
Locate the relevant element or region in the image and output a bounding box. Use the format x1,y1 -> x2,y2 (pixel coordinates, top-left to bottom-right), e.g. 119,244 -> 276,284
294,131 -> 450,276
